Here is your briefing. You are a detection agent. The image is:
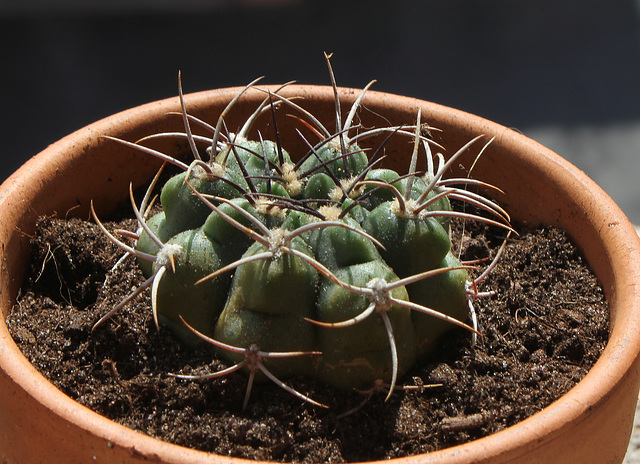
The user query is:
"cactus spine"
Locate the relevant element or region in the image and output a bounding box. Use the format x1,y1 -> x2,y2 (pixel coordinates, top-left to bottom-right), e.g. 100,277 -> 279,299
92,58 -> 510,408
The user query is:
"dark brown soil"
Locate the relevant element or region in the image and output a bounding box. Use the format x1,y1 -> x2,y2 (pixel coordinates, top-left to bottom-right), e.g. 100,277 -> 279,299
6,212 -> 609,463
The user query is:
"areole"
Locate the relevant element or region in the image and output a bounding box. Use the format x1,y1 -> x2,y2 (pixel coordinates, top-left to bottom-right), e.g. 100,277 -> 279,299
1,85 -> 639,463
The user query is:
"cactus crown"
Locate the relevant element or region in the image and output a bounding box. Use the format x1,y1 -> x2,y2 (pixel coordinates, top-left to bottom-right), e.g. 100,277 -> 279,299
92,55 -> 511,409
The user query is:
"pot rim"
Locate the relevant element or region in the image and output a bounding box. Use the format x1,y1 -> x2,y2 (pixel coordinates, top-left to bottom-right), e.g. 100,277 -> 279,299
1,84 -> 639,463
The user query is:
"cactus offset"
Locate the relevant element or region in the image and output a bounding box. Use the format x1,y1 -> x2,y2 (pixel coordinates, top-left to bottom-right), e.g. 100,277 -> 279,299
93,57 -> 511,408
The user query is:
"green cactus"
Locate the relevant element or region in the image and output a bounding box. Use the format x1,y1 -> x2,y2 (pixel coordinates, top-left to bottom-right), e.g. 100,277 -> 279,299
92,57 -> 511,409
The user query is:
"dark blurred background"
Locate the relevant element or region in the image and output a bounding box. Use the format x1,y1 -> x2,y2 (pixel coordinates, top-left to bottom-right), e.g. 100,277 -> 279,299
2,0 -> 640,222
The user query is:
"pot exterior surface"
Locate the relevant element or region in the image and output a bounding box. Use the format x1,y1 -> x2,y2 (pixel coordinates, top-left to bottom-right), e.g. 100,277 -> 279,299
1,86 -> 639,464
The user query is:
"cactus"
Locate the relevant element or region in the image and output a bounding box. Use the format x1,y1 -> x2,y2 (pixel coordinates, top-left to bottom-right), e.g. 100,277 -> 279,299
92,56 -> 511,409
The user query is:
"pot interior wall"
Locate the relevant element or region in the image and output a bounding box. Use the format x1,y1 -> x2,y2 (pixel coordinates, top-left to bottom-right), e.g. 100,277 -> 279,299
0,85 -> 619,324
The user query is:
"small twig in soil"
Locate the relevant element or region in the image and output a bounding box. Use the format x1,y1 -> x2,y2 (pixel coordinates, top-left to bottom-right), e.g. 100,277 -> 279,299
440,412 -> 492,433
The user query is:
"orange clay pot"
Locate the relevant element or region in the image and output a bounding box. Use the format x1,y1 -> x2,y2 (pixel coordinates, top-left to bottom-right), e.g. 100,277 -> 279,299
1,85 -> 639,464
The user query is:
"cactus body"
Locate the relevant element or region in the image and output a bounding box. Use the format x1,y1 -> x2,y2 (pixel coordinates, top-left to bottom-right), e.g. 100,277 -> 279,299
96,76 -> 507,405
132,135 -> 478,391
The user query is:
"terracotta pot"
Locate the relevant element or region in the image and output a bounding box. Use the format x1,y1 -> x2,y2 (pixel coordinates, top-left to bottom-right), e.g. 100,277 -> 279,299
1,85 -> 639,464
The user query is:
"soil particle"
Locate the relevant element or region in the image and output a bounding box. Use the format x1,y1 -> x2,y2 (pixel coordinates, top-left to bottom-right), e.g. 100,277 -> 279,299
7,214 -> 609,463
